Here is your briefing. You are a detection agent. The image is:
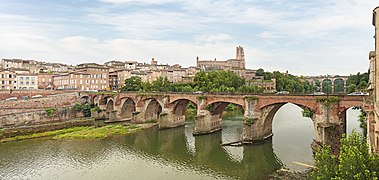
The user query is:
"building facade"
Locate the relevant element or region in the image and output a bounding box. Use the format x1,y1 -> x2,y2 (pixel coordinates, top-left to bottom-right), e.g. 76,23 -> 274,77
76,63 -> 109,90
0,69 -> 17,90
369,7 -> 379,153
196,46 -> 246,71
37,73 -> 55,89
16,74 -> 38,90
1,59 -> 38,73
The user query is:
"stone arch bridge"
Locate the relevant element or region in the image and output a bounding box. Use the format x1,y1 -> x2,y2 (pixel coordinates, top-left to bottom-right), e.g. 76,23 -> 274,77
81,92 -> 366,152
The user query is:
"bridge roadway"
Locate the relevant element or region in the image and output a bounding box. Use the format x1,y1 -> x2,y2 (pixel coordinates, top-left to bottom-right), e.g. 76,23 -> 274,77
82,92 -> 367,154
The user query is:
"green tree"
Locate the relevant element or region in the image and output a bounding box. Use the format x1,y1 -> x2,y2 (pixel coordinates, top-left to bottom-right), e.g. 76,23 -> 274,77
237,85 -> 264,93
334,79 -> 345,93
193,70 -> 244,93
346,71 -> 369,93
121,76 -> 144,92
308,145 -> 338,180
308,131 -> 379,179
256,68 -> 264,76
150,77 -> 171,92
347,84 -> 357,94
83,103 -> 95,117
322,80 -> 333,94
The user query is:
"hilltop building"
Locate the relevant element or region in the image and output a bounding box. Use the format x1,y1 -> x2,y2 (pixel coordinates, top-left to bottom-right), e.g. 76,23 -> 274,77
196,46 -> 276,93
196,46 -> 246,72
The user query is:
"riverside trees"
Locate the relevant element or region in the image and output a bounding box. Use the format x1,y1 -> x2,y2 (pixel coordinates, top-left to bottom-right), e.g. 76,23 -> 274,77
255,68 -> 315,93
120,69 -> 315,93
120,70 -> 263,93
308,131 -> 379,179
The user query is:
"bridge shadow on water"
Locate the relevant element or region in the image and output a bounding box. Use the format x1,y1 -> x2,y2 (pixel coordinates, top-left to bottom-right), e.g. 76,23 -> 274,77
117,124 -> 283,180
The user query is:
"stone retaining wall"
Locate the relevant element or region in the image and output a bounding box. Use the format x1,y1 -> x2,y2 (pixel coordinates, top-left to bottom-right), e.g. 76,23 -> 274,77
0,92 -> 80,115
0,107 -> 84,128
0,90 -> 77,100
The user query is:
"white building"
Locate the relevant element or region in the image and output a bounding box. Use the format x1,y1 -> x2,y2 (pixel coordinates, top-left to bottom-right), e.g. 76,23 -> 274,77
16,74 -> 38,90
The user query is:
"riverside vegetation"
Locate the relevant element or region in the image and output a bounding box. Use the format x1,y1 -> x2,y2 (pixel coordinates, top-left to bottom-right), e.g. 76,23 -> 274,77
120,70 -> 316,93
0,124 -> 142,143
308,131 -> 379,179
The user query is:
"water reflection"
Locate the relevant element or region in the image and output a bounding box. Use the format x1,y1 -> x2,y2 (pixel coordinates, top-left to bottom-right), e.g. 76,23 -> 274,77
0,124 -> 282,180
0,105 -> 363,180
118,125 -> 282,180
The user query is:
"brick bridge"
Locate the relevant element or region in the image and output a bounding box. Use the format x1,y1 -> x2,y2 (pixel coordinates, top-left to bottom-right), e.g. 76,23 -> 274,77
81,92 -> 366,152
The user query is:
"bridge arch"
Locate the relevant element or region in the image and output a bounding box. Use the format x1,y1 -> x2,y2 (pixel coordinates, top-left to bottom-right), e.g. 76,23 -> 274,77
144,99 -> 163,121
169,96 -> 198,107
258,99 -> 317,113
80,95 -> 90,104
120,98 -> 136,118
99,95 -> 112,106
204,98 -> 245,110
171,99 -> 197,116
260,102 -> 314,134
334,78 -> 345,93
106,99 -> 114,112
321,79 -> 333,94
92,95 -> 99,105
207,101 -> 244,118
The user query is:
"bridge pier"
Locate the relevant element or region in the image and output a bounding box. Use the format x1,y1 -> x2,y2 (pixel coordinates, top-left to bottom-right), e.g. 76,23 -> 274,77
193,110 -> 222,135
131,105 -> 147,123
242,104 -> 280,143
312,102 -> 345,154
158,108 -> 185,129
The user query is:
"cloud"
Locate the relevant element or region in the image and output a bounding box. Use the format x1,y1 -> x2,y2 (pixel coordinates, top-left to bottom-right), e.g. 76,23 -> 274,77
0,0 -> 376,76
87,9 -> 207,39
194,34 -> 232,44
100,0 -> 179,4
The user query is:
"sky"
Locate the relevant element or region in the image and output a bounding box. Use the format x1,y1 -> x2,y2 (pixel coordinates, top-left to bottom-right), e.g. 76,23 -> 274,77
0,0 -> 377,76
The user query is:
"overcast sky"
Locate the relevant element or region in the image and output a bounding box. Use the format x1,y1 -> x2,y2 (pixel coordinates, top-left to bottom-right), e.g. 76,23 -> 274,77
0,0 -> 376,76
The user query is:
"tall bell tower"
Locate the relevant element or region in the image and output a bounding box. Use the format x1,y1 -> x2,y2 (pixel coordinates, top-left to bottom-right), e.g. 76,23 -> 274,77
235,46 -> 246,69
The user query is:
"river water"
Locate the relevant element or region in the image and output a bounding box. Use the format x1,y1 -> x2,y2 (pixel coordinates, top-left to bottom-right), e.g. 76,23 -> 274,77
0,104 -> 362,180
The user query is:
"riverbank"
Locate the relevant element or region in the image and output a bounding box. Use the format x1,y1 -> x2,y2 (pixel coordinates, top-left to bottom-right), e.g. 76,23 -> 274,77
0,121 -> 157,143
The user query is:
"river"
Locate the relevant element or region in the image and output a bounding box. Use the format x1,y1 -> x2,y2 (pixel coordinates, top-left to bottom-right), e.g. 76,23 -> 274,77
0,103 -> 362,180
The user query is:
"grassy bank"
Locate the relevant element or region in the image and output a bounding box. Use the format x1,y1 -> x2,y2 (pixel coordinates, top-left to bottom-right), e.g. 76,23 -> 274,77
54,124 -> 142,139
0,124 -> 143,143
